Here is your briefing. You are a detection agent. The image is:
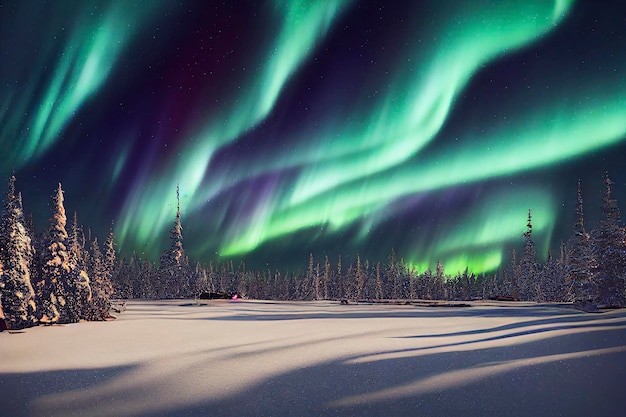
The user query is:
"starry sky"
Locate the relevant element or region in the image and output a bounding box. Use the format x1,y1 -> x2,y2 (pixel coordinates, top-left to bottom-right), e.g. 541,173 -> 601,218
2,0 -> 626,274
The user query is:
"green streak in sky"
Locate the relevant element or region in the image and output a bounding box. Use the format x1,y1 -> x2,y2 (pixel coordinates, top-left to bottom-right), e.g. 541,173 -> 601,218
287,0 -> 575,205
0,1 -> 161,168
407,188 -> 556,274
116,0 -> 350,252
220,0 -> 577,266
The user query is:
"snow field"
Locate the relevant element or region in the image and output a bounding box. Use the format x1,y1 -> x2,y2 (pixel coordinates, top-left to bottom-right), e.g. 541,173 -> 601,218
1,300 -> 625,417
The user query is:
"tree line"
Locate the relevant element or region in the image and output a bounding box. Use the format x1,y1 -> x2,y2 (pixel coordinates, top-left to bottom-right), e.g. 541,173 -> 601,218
110,174 -> 626,308
0,176 -> 115,330
3,173 -> 624,331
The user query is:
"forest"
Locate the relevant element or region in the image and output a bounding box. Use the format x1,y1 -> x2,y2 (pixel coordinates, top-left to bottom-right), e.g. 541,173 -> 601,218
1,174 -> 626,330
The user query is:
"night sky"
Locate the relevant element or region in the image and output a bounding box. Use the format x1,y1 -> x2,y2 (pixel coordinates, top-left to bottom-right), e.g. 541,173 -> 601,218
2,0 -> 626,273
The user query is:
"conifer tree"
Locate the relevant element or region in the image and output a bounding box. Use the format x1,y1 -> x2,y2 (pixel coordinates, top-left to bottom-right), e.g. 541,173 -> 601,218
158,185 -> 190,298
0,176 -> 38,329
539,250 -> 567,302
433,260 -> 445,300
388,249 -> 399,299
518,210 -> 537,301
503,248 -> 519,299
88,236 -> 114,320
591,173 -> 626,306
37,183 -> 82,323
375,262 -> 383,300
355,253 -> 364,300
567,180 -> 595,301
336,255 -> 343,300
323,255 -> 331,300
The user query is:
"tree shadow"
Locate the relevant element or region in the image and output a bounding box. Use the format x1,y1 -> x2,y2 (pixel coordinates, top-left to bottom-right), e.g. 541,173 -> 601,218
167,328 -> 626,417
3,303 -> 625,417
0,364 -> 137,417
174,304 -> 586,321
404,309 -> 625,339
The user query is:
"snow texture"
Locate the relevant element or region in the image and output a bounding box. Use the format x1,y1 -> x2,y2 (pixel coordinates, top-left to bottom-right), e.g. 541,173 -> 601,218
1,300 -> 625,417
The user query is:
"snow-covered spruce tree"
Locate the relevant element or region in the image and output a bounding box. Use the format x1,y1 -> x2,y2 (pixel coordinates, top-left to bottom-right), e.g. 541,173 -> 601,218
432,260 -> 445,300
503,248 -> 518,299
66,212 -> 93,319
87,233 -> 114,320
302,253 -> 315,300
566,180 -> 595,302
539,250 -> 567,302
374,261 -> 383,300
158,185 -> 190,298
37,183 -> 83,323
355,253 -> 365,300
518,210 -> 538,301
0,176 -> 38,329
322,255 -> 331,300
336,255 -> 344,300
590,173 -> 626,307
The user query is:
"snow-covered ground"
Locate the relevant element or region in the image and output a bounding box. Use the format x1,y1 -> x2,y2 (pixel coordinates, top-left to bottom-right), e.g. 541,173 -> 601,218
1,300 -> 625,417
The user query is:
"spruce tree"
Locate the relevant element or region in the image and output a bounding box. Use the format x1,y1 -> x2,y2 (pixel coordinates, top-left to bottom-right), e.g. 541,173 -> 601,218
323,255 -> 331,300
336,255 -> 343,300
375,262 -> 383,300
158,185 -> 190,298
567,180 -> 595,302
87,237 -> 109,320
591,173 -> 626,307
518,210 -> 538,301
37,183 -> 81,323
0,176 -> 38,329
355,253 -> 364,300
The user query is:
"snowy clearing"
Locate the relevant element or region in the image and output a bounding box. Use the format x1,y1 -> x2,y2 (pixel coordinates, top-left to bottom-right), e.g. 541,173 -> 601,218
1,300 -> 626,417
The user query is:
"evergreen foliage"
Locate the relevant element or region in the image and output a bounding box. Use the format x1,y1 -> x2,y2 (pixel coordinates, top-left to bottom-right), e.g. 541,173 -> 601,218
591,174 -> 626,306
567,181 -> 595,301
0,177 -> 115,330
158,185 -> 191,298
0,176 -> 37,329
5,172 -> 626,331
518,210 -> 538,301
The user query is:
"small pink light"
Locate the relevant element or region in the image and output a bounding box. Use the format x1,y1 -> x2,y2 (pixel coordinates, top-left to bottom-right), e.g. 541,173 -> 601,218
232,294 -> 238,300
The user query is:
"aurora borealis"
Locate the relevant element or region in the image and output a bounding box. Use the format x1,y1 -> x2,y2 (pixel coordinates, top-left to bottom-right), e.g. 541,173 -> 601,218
2,0 -> 626,273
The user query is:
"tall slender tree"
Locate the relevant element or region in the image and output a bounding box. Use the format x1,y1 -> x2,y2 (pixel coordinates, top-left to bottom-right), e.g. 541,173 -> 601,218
567,180 -> 595,301
591,173 -> 626,306
158,185 -> 190,298
518,209 -> 537,301
0,176 -> 37,329
37,183 -> 83,323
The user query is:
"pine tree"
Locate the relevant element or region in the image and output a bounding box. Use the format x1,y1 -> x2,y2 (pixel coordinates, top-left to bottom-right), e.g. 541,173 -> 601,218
567,180 -> 595,302
37,183 -> 83,323
433,260 -> 445,300
355,253 -> 364,300
539,250 -> 567,302
0,176 -> 38,329
375,262 -> 383,300
158,185 -> 190,298
388,249 -> 399,300
336,255 -> 343,300
303,253 -> 315,300
518,209 -> 538,301
88,236 -> 115,320
323,255 -> 331,300
314,261 -> 321,300
591,173 -> 626,307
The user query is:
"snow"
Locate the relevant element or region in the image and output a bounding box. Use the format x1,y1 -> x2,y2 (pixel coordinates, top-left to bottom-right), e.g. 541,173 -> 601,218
1,300 -> 625,417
